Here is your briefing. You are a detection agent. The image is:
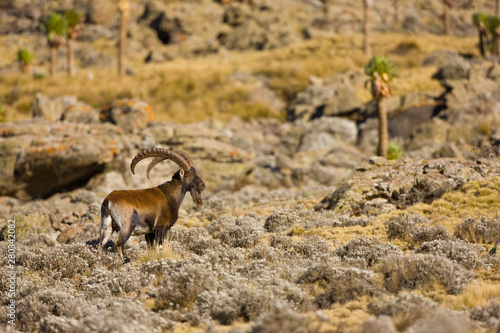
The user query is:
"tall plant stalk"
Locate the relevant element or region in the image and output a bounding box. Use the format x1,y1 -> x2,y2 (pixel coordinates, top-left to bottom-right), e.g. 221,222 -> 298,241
365,57 -> 397,159
363,0 -> 372,58
118,0 -> 130,77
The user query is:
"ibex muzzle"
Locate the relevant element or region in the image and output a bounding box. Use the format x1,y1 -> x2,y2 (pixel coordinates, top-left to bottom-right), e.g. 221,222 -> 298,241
98,148 -> 205,262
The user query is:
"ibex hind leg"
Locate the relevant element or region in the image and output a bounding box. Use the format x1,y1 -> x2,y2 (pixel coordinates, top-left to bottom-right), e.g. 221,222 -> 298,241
99,201 -> 113,252
116,210 -> 139,264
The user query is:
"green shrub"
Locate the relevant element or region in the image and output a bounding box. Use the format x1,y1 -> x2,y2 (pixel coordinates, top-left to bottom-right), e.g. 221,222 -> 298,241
387,142 -> 404,160
0,105 -> 6,122
16,48 -> 35,65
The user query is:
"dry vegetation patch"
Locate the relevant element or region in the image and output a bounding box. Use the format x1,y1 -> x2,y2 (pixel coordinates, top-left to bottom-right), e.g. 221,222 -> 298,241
380,254 -> 475,294
384,214 -> 452,247
0,33 -> 478,123
367,292 -> 438,331
397,177 -> 500,230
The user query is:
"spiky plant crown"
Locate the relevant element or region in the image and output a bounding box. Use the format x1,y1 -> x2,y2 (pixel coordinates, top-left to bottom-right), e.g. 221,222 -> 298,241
64,9 -> 83,28
473,12 -> 488,29
16,48 -> 35,65
487,15 -> 500,36
64,9 -> 84,39
365,56 -> 397,99
364,56 -> 397,82
41,13 -> 68,46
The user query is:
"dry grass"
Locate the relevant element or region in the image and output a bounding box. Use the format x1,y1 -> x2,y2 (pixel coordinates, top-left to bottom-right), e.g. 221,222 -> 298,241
430,279 -> 500,310
321,301 -> 372,333
379,177 -> 500,236
0,33 -> 478,123
139,239 -> 183,262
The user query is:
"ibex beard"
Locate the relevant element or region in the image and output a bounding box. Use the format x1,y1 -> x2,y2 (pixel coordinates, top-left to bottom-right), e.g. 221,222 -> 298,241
98,148 -> 205,263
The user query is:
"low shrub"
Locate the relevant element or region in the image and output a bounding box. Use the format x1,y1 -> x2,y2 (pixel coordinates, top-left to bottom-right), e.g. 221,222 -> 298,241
407,309 -> 472,333
367,292 -> 438,331
293,236 -> 332,258
155,259 -> 217,310
384,214 -> 451,246
209,215 -> 264,248
39,299 -> 172,333
264,209 -> 299,232
16,289 -> 92,332
269,233 -> 293,250
197,274 -> 305,325
358,316 -> 397,333
379,254 -> 474,294
248,303 -> 317,333
335,236 -> 403,267
79,266 -> 154,298
470,301 -> 500,331
417,239 -> 486,270
169,226 -> 218,255
265,209 -> 369,232
454,217 -> 500,244
16,242 -> 116,279
300,214 -> 370,230
299,264 -> 379,307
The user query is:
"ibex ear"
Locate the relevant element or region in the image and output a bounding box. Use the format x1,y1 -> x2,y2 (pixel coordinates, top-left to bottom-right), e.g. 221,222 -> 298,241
179,169 -> 184,178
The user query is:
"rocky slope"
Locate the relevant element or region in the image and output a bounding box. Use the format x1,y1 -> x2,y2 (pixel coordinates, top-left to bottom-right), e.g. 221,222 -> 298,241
0,76 -> 500,331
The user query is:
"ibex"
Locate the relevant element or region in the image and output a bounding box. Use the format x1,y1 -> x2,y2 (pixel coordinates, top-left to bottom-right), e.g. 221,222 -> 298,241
98,148 -> 205,262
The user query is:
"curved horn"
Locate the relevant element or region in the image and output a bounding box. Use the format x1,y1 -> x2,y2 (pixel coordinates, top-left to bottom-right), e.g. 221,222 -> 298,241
146,157 -> 164,179
176,150 -> 193,169
130,148 -> 191,175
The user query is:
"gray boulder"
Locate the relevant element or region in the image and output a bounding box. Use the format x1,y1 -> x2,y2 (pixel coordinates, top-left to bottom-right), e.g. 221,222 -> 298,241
33,94 -> 79,121
100,99 -> 154,133
287,74 -> 362,121
422,50 -> 465,68
299,117 -> 358,152
432,55 -> 470,81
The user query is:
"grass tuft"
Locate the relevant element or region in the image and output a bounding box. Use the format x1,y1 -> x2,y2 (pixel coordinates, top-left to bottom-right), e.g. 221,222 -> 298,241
140,239 -> 183,262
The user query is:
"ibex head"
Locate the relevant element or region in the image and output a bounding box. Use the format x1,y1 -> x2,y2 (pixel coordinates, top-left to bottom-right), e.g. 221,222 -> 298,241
130,148 -> 205,207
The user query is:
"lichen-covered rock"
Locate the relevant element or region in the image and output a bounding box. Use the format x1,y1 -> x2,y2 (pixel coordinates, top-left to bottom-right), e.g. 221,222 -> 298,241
315,157 -> 500,216
0,120 -> 131,198
100,99 -> 154,132
60,101 -> 99,124
33,94 -> 79,121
